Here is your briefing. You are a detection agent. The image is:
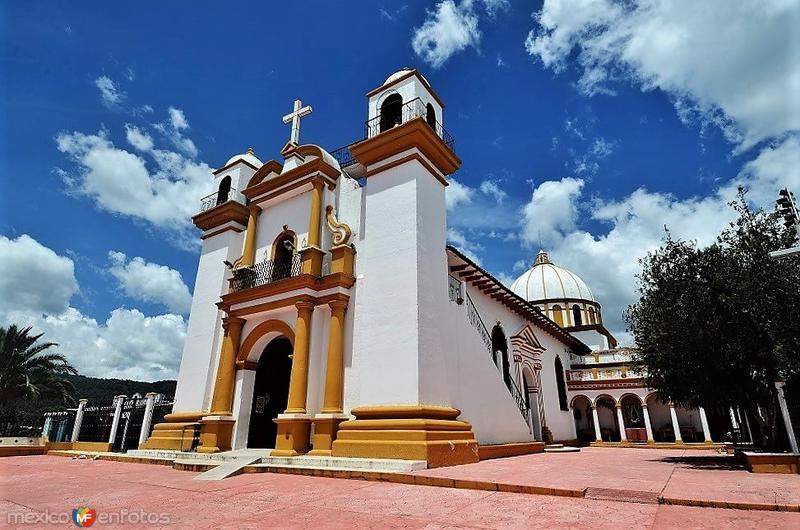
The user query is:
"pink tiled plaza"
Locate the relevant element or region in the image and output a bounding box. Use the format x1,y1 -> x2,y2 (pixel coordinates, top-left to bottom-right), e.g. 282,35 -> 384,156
3,449 -> 798,528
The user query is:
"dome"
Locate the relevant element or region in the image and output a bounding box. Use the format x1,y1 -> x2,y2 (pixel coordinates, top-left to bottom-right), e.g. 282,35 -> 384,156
510,250 -> 596,303
384,67 -> 430,87
224,147 -> 263,169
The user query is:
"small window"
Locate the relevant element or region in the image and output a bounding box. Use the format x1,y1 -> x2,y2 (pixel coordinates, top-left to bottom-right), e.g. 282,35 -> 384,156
551,305 -> 563,326
426,103 -> 436,129
572,305 -> 582,326
216,176 -> 231,205
379,94 -> 403,133
588,307 -> 596,324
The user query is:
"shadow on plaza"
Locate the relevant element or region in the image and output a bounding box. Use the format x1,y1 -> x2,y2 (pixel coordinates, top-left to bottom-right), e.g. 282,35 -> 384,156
655,455 -> 744,470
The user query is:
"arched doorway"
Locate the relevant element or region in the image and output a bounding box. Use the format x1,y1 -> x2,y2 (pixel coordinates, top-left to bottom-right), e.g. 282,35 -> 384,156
620,394 -> 646,443
247,337 -> 292,448
554,357 -> 568,411
271,231 -> 296,281
522,367 -> 542,440
595,395 -> 620,441
491,323 -> 511,388
379,94 -> 403,132
571,395 -> 594,444
426,103 -> 436,129
216,175 -> 231,205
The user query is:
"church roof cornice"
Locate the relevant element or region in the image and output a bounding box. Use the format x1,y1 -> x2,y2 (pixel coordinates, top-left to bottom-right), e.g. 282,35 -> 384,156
447,245 -> 591,354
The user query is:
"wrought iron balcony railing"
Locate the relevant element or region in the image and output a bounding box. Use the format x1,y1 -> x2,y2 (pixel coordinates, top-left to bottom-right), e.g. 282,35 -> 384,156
199,187 -> 246,213
365,97 -> 455,153
230,254 -> 302,292
330,145 -> 356,168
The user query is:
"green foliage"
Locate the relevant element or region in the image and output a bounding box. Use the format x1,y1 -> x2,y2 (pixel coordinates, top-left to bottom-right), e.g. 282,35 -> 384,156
626,190 -> 799,448
0,325 -> 77,405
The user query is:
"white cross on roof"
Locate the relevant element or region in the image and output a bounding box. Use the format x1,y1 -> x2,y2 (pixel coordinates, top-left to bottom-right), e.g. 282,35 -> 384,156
282,99 -> 312,144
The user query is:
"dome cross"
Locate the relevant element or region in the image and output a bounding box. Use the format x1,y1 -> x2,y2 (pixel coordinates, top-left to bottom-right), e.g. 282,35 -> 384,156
282,99 -> 313,144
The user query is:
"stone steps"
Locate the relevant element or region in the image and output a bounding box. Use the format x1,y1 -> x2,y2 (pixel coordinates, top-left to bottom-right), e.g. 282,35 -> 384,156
544,444 -> 580,453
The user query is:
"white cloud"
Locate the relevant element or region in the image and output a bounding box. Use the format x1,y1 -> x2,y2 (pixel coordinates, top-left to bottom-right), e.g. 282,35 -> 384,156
10,307 -> 185,381
168,107 -> 189,131
412,0 -> 481,69
525,0 -> 800,151
446,177 -> 475,210
108,251 -> 192,314
0,236 -> 185,381
0,235 -> 78,316
125,124 -> 154,152
520,177 -> 584,246
479,179 -> 508,203
447,227 -> 484,265
56,114 -> 213,247
94,75 -> 124,107
155,107 -> 198,158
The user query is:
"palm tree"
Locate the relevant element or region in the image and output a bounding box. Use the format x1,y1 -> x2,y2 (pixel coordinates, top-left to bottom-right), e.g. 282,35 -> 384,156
0,325 -> 77,405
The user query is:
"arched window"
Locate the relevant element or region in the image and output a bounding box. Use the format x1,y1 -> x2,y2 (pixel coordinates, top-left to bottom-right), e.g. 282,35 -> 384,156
491,323 -> 511,389
572,305 -> 582,326
426,103 -> 436,129
588,307 -> 596,324
551,305 -> 564,326
379,94 -> 403,133
271,231 -> 296,281
216,175 -> 231,205
555,357 -> 568,411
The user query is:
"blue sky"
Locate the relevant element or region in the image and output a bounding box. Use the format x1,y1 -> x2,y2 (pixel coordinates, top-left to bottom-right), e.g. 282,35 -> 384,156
1,1 -> 798,380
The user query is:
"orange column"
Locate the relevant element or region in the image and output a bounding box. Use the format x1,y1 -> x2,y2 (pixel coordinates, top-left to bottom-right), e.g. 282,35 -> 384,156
240,205 -> 261,267
209,317 -> 245,414
321,299 -> 348,413
285,300 -> 315,413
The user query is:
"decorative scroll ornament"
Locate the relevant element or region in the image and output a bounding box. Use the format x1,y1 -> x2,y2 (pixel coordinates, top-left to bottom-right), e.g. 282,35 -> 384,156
325,205 -> 352,246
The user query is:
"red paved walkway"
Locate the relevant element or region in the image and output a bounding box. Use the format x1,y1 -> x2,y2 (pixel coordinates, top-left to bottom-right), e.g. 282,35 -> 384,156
414,447 -> 800,509
2,454 -> 799,528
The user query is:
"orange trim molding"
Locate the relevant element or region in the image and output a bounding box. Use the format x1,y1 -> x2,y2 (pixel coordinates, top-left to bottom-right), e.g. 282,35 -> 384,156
351,118 -> 460,177
192,201 -> 248,231
243,158 -> 339,201
247,160 -> 283,187
237,319 -> 295,365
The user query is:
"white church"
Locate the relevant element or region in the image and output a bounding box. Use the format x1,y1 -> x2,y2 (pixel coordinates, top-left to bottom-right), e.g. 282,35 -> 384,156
143,69 -> 739,467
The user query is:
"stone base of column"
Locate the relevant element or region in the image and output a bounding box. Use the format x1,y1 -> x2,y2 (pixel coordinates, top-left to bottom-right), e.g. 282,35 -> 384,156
140,411 -> 205,451
307,414 -> 349,457
272,413 -> 312,457
197,415 -> 236,454
331,405 -> 479,468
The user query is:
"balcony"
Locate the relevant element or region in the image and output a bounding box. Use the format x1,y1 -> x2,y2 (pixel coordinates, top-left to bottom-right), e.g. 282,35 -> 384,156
566,366 -> 646,382
229,255 -> 302,292
365,97 -> 455,153
198,187 -> 246,214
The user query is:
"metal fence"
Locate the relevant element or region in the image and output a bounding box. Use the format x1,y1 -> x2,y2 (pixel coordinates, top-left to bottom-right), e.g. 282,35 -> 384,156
230,254 -> 303,292
364,97 -> 456,153
77,405 -> 115,443
112,396 -> 147,452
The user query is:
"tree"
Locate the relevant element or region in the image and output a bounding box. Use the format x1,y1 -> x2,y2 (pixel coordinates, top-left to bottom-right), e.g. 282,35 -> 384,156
0,325 -> 76,405
626,190 -> 800,450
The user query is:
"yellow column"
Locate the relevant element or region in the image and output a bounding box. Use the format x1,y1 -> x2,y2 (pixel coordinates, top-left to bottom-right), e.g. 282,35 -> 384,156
309,298 -> 349,456
300,180 -> 325,276
198,316 -> 244,453
273,299 -> 315,456
307,180 -> 324,248
209,317 -> 244,414
285,299 -> 314,412
240,204 -> 261,267
321,299 -> 348,413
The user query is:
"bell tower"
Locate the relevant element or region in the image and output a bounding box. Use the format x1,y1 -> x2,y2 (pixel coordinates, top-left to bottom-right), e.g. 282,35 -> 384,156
332,69 -> 478,466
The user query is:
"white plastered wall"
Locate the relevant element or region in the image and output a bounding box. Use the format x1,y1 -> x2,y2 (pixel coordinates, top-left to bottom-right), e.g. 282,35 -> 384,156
173,228 -> 244,412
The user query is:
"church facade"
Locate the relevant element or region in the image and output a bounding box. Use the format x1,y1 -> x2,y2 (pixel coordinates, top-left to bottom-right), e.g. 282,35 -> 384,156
143,69 -> 733,467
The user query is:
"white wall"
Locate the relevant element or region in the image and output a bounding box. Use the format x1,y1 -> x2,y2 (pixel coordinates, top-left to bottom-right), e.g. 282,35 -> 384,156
173,229 -> 243,412
464,282 -> 579,442
254,193 -> 310,262
349,160 -> 423,405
